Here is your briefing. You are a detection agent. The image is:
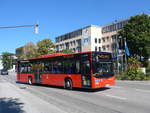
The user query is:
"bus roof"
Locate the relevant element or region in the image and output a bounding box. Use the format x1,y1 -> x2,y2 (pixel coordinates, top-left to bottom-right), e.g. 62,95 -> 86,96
18,51 -> 111,61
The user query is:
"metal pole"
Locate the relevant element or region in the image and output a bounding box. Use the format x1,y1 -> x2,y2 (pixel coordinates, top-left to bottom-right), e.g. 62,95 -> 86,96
124,37 -> 127,71
0,25 -> 34,29
0,24 -> 39,34
116,35 -> 119,74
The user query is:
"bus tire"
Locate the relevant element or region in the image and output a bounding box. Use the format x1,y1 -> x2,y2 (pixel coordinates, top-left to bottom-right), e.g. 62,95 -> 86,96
28,77 -> 32,85
65,79 -> 72,90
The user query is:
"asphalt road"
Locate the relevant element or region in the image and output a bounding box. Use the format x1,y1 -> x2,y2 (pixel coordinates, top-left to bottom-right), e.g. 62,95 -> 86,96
0,72 -> 150,113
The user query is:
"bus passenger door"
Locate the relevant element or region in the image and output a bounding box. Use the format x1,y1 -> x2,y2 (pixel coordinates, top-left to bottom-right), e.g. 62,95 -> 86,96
81,55 -> 91,88
34,69 -> 41,83
32,63 -> 42,84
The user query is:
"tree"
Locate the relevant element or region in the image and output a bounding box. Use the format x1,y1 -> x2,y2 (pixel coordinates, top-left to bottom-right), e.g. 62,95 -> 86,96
119,14 -> 150,61
62,49 -> 73,54
37,38 -> 55,55
1,52 -> 14,69
16,42 -> 39,60
23,42 -> 39,59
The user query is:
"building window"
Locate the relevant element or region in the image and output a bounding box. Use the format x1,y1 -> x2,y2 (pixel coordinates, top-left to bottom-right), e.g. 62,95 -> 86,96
95,38 -> 97,43
107,45 -> 110,50
102,46 -> 106,51
70,41 -> 73,46
101,20 -> 128,33
76,39 -> 81,47
95,46 -> 97,51
112,35 -> 117,42
106,37 -> 109,41
99,39 -> 101,43
99,47 -> 101,51
102,37 -> 105,42
73,41 -> 76,46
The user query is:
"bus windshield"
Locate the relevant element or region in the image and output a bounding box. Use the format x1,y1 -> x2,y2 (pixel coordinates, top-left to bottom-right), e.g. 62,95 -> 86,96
92,53 -> 114,78
94,62 -> 113,73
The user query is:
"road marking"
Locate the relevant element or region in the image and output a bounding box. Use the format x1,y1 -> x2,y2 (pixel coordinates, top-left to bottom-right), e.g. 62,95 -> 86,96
105,94 -> 127,100
109,86 -> 122,89
117,81 -> 150,86
135,89 -> 150,93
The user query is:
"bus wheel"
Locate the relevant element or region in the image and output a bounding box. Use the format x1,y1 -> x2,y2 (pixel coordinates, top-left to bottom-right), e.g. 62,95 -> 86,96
28,77 -> 32,85
65,79 -> 72,90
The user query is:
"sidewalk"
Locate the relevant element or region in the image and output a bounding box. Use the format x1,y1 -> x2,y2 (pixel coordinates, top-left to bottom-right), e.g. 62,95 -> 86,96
0,82 -> 67,113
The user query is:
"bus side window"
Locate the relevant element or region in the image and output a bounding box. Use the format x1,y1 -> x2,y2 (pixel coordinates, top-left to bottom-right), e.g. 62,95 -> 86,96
68,62 -> 75,74
76,60 -> 80,74
20,63 -> 25,73
28,64 -> 32,73
82,60 -> 90,74
24,66 -> 28,73
52,61 -> 63,74
20,67 -> 24,73
44,62 -> 53,73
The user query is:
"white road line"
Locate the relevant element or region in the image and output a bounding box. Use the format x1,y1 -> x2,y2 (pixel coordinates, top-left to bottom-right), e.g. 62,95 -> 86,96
109,86 -> 122,89
105,94 -> 127,100
135,89 -> 150,93
117,81 -> 150,86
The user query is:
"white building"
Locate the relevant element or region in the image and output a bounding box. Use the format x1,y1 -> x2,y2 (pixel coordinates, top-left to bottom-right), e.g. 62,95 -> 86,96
55,19 -> 128,54
55,25 -> 103,53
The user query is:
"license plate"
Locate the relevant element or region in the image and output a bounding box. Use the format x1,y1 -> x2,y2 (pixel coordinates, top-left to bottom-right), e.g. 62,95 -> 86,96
105,84 -> 110,87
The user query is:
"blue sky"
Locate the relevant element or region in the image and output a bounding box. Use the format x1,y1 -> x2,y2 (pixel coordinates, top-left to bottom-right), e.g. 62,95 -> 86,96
0,0 -> 149,54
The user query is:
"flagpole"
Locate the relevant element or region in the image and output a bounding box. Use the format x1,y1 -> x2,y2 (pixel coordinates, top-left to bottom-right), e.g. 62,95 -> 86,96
116,36 -> 119,74
124,37 -> 127,71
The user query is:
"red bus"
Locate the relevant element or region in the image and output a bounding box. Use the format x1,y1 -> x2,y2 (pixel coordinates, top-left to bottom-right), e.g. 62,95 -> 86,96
17,51 -> 115,89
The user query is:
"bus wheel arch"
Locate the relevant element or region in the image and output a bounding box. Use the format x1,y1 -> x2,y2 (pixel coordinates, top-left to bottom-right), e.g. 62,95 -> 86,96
28,76 -> 33,85
64,77 -> 73,90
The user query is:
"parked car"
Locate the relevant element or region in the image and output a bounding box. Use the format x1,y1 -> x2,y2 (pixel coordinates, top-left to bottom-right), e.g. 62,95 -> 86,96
0,69 -> 8,75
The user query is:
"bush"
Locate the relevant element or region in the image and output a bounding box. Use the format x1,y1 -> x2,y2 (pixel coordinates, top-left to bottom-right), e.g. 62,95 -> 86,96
145,74 -> 150,80
116,57 -> 150,81
146,63 -> 150,74
116,75 -> 122,80
117,72 -> 128,80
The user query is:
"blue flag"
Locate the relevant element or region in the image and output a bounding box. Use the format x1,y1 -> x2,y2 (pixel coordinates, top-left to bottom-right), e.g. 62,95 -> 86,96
125,41 -> 130,56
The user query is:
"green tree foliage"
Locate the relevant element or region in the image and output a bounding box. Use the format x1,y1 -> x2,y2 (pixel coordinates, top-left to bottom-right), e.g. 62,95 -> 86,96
37,38 -> 55,55
16,42 -> 39,60
119,14 -> 150,61
1,52 -> 14,69
62,49 -> 73,54
146,62 -> 150,75
23,42 -> 40,59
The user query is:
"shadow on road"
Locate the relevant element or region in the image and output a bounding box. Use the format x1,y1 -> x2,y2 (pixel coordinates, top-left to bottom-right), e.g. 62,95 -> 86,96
16,81 -> 110,93
0,98 -> 24,113
73,87 -> 110,93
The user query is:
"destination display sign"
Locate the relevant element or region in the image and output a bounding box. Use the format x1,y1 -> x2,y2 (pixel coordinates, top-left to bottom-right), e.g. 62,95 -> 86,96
96,54 -> 111,59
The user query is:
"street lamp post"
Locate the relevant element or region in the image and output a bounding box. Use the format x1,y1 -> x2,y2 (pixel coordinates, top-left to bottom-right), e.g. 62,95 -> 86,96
0,24 -> 39,70
0,24 -> 39,34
